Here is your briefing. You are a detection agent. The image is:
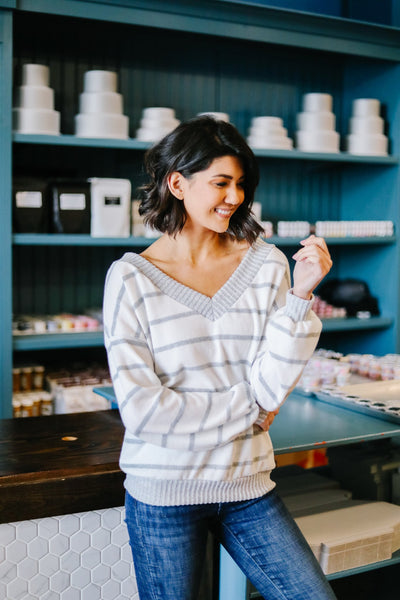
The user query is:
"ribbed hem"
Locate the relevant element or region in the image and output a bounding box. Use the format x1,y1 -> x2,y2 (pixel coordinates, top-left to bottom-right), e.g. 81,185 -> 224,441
124,472 -> 275,506
285,289 -> 313,321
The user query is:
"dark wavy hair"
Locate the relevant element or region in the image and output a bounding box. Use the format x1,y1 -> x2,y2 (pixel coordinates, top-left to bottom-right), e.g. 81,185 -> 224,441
139,116 -> 263,244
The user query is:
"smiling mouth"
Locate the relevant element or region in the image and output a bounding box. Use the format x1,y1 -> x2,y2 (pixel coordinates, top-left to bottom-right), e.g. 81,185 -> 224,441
215,208 -> 232,217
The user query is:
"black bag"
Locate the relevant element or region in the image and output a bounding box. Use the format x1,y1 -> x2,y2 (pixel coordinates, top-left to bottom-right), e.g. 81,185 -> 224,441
317,278 -> 380,317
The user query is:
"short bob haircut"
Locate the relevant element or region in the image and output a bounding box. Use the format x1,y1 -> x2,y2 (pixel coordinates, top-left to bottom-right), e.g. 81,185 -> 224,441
139,115 -> 264,244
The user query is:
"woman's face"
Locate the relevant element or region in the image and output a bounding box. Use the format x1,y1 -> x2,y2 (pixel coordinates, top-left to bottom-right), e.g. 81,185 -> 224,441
177,155 -> 246,234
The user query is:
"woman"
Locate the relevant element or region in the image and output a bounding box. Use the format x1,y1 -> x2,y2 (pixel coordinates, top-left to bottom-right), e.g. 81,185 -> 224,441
103,116 -> 335,599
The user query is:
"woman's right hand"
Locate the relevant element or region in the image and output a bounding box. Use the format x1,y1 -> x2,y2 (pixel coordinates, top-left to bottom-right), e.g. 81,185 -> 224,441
257,408 -> 280,432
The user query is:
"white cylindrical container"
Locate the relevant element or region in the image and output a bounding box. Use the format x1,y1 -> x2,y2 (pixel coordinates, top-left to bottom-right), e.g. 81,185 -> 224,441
250,116 -> 283,131
349,116 -> 384,135
75,113 -> 129,138
296,130 -> 339,153
352,98 -> 380,118
13,107 -> 60,135
302,93 -> 333,113
79,91 -> 123,114
16,85 -> 54,110
139,116 -> 180,131
83,70 -> 117,93
247,135 -> 293,150
296,111 -> 335,132
248,125 -> 287,137
346,133 -> 388,156
142,107 -> 175,119
22,64 -> 49,87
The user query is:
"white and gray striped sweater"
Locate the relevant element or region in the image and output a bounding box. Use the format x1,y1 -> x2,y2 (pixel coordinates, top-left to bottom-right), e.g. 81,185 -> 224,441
103,237 -> 322,506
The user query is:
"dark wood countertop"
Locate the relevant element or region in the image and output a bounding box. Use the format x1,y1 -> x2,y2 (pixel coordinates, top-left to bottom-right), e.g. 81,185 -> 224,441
0,409 -> 125,523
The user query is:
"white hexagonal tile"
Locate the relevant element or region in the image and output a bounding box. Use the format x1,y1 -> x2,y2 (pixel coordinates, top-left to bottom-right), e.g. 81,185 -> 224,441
102,544 -> 120,567
80,511 -> 101,533
102,578 -> 121,600
0,561 -> 17,584
60,549 -> 80,573
39,553 -> 59,577
121,575 -> 139,598
38,517 -> 59,539
29,573 -> 49,597
17,555 -> 39,580
0,523 -> 16,545
50,569 -> 70,593
49,533 -> 70,557
81,582 -> 101,599
7,577 -> 28,599
61,586 -> 80,600
71,566 -> 91,589
16,521 -> 38,543
101,508 -> 124,531
28,536 -> 49,560
92,563 -> 110,585
91,527 -> 111,550
59,514 -> 80,536
111,524 -> 129,546
0,582 -> 6,599
121,541 -> 133,562
111,558 -> 131,580
81,547 -> 101,569
6,539 -> 27,563
70,530 -> 90,553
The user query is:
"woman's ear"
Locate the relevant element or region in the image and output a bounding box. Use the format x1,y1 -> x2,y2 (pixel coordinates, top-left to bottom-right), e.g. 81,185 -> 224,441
167,172 -> 185,200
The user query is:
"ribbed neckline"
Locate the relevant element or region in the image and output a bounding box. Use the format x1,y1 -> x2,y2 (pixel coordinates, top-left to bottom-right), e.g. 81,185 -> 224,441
121,237 -> 273,321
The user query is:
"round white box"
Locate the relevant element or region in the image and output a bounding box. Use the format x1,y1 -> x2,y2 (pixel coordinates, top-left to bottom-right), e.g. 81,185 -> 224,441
302,93 -> 333,113
247,135 -> 293,150
142,107 -> 175,119
296,111 -> 335,131
16,85 -> 54,110
346,133 -> 388,156
349,116 -> 384,135
352,98 -> 380,118
197,112 -> 230,122
296,130 -> 339,153
22,64 -> 49,87
251,116 -> 283,131
13,107 -> 60,135
140,116 -> 180,130
79,91 -> 123,114
75,113 -> 129,138
248,126 -> 287,139
83,70 -> 117,93
136,125 -> 178,142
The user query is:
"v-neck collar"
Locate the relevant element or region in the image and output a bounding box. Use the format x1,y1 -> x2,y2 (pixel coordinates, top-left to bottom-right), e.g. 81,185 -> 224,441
121,237 -> 273,321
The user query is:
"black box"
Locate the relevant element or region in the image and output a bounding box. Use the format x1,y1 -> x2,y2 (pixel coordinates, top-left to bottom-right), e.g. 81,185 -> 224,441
51,180 -> 91,234
13,177 -> 50,233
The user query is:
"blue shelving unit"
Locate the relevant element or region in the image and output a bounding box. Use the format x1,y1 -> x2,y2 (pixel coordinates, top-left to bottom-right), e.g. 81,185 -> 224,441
3,4 -> 400,412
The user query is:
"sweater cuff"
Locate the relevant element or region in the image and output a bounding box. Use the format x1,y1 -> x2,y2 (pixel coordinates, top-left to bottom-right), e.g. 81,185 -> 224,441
285,289 -> 314,321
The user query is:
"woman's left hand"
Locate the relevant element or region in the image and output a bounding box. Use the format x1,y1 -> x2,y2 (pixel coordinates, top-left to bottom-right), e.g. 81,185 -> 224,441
292,235 -> 332,300
258,408 -> 280,432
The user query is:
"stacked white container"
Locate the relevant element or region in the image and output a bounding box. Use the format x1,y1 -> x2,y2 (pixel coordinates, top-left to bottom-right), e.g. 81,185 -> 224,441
13,64 -> 60,135
247,116 -> 293,150
346,99 -> 388,156
197,111 -> 230,122
75,70 -> 129,139
296,93 -> 339,153
135,107 -> 180,142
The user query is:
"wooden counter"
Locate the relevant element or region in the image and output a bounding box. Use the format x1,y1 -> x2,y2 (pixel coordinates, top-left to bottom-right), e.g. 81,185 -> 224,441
0,409 -> 125,523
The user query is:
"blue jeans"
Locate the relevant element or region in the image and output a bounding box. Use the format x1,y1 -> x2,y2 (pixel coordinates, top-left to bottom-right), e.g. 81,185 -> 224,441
125,489 -> 337,600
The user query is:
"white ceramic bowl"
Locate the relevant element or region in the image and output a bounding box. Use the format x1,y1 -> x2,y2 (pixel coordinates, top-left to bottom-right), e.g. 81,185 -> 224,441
13,107 -> 60,135
16,85 -> 54,110
296,130 -> 339,153
346,133 -> 388,156
22,64 -> 49,87
83,70 -> 118,93
75,113 -> 129,138
352,98 -> 380,118
79,91 -> 123,115
349,116 -> 384,135
296,111 -> 335,132
302,93 -> 333,113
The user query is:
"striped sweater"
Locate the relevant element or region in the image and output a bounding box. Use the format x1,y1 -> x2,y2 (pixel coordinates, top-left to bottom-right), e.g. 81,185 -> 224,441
103,237 -> 322,506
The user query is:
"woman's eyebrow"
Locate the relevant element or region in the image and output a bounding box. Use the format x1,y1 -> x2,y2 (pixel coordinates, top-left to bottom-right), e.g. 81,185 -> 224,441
211,173 -> 245,179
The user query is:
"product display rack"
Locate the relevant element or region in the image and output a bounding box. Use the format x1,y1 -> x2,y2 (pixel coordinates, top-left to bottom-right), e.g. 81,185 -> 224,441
0,0 -> 400,597
1,1 -> 399,407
